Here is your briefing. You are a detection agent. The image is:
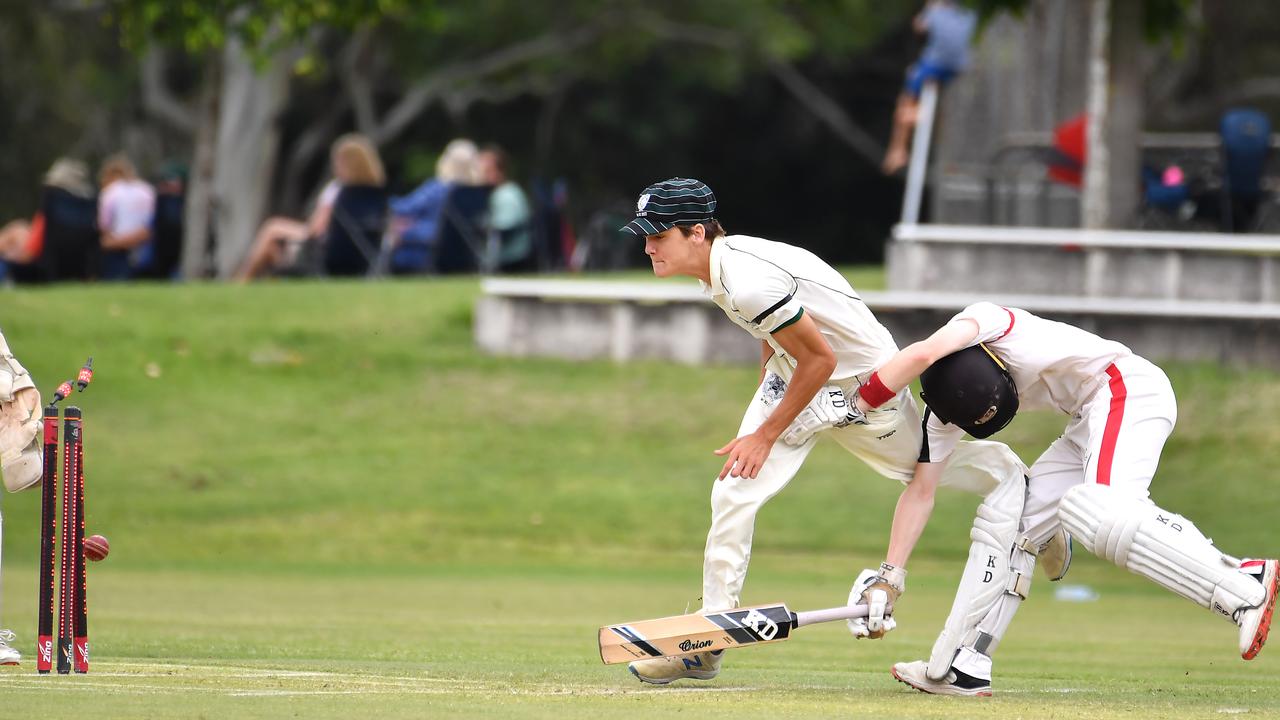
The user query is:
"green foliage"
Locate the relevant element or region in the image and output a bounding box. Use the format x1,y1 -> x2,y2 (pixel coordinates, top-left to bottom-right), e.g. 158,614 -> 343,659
108,0 -> 418,53
969,0 -> 1197,42
0,6 -> 144,221
106,0 -> 909,76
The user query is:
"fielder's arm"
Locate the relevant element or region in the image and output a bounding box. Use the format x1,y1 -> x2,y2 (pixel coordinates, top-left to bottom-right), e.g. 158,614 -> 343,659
751,312 -> 835,443
715,312 -> 835,480
759,341 -> 774,383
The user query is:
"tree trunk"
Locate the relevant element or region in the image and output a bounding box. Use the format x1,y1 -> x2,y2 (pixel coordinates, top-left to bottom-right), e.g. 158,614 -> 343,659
1084,0 -> 1143,229
210,36 -> 295,278
1082,0 -> 1111,229
181,55 -> 220,279
1105,0 -> 1143,228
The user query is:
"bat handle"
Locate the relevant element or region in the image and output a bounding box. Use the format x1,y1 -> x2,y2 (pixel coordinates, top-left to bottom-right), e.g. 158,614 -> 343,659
794,604 -> 875,627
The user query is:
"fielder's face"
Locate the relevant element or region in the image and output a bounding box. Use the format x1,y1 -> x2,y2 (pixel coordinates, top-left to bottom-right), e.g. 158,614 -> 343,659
644,225 -> 703,278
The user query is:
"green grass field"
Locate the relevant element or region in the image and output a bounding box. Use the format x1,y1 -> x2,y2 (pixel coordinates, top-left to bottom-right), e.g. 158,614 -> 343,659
1,277 -> 1278,718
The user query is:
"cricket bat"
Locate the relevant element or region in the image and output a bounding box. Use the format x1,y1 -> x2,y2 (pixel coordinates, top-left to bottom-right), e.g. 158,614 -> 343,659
599,602 -> 874,664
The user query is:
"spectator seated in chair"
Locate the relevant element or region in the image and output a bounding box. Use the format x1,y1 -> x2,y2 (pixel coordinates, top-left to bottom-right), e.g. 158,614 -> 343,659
97,153 -> 156,281
477,145 -> 533,273
323,184 -> 388,277
385,138 -> 480,274
235,133 -> 385,281
1219,108 -> 1273,233
1,158 -> 98,283
134,161 -> 186,280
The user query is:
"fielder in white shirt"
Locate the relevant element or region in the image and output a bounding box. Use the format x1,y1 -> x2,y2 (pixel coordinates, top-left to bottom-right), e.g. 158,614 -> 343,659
618,178 -> 1036,684
846,302 -> 1278,696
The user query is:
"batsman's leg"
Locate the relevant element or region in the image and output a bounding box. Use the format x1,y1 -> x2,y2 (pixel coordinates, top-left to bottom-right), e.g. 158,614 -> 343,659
1060,484 -> 1275,659
924,464 -> 1028,686
897,436 -> 1080,696
1060,356 -> 1275,659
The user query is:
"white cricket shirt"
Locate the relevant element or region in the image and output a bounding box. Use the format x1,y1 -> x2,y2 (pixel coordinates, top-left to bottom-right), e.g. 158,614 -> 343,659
923,302 -> 1134,461
701,235 -> 897,382
98,179 -> 156,236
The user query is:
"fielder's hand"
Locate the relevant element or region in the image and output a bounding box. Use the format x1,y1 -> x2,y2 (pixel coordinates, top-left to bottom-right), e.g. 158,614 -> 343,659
715,429 -> 775,480
782,386 -> 868,446
847,562 -> 906,639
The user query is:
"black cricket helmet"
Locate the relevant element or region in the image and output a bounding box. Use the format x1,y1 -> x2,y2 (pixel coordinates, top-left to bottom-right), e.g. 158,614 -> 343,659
919,344 -> 1019,439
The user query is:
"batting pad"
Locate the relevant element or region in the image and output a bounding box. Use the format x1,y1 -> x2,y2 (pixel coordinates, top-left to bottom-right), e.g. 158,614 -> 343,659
927,471 -> 1029,681
1059,483 -> 1264,620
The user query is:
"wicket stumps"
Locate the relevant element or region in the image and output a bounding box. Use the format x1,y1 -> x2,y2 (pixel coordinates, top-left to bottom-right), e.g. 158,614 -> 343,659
36,358 -> 93,675
36,408 -> 58,673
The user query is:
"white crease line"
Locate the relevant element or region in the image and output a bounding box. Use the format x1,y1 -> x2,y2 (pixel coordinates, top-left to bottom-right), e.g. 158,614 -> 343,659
228,689 -> 453,697
76,662 -> 469,684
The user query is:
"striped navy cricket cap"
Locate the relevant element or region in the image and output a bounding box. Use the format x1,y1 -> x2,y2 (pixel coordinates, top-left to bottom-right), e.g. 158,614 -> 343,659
620,178 -> 717,236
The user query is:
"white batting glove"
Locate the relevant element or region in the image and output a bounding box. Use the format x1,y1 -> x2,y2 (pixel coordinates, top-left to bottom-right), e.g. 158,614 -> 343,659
782,386 -> 868,446
847,562 -> 905,639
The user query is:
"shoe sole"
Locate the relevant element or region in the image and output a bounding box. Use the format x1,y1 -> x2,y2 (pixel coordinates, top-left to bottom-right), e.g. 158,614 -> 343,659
891,665 -> 992,697
1243,560 -> 1278,661
628,665 -> 717,685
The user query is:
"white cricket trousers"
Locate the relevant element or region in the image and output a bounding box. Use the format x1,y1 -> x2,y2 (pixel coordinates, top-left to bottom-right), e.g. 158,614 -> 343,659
1020,354 -> 1178,546
701,369 -> 1027,612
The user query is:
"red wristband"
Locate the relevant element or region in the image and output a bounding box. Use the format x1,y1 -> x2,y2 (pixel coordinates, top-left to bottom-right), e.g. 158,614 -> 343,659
858,372 -> 896,408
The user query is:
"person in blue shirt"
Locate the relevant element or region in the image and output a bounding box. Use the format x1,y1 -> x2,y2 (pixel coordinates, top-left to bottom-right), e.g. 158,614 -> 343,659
386,139 -> 480,273
882,0 -> 977,175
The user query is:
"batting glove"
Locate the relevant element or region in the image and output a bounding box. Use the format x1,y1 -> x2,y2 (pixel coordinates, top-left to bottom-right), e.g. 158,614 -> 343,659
847,562 -> 905,639
782,386 -> 868,446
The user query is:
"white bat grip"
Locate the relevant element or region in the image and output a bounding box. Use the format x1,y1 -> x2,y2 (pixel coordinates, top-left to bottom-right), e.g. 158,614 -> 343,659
794,604 -> 871,627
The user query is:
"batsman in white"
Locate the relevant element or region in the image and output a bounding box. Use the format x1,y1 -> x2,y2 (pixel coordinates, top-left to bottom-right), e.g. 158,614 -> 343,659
843,302 -> 1277,696
618,179 -> 1038,684
0,326 -> 43,665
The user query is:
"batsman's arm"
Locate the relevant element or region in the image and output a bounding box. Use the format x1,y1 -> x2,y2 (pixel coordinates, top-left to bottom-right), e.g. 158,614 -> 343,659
854,319 -> 979,414
883,460 -> 943,568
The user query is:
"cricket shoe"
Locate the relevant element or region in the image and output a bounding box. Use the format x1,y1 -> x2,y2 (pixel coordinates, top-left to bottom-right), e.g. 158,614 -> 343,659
890,660 -> 991,697
0,630 -> 20,666
1237,559 -> 1278,660
629,650 -> 722,685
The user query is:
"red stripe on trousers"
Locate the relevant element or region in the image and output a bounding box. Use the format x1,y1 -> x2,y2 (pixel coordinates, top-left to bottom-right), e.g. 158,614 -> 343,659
1096,363 -> 1127,486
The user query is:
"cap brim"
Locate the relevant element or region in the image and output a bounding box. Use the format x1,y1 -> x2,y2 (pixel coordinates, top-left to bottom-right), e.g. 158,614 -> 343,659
620,217 -> 673,236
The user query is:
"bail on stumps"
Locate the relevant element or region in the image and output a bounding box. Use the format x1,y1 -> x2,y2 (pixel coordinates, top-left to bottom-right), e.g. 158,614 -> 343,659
51,357 -> 94,406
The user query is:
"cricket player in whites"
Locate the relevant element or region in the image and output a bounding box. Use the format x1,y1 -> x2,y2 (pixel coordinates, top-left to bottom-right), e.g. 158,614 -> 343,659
619,178 -> 1033,684
0,327 -> 43,665
841,302 -> 1277,696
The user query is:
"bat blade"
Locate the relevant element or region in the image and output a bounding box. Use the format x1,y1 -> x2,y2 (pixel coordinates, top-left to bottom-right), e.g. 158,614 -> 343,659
599,603 -> 796,664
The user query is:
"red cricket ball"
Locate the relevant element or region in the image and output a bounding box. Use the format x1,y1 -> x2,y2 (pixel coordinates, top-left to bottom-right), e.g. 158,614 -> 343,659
84,534 -> 110,562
